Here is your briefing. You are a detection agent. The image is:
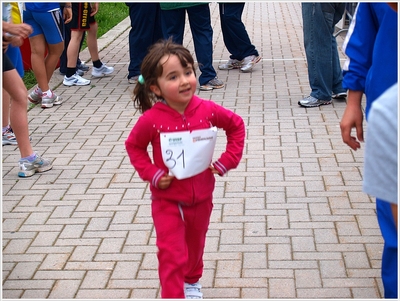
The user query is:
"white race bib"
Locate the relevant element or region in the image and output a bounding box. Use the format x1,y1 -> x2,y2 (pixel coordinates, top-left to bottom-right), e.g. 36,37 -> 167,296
160,127 -> 217,180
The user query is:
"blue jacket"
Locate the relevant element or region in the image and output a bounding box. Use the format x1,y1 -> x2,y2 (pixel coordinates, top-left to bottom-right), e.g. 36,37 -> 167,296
342,3 -> 398,117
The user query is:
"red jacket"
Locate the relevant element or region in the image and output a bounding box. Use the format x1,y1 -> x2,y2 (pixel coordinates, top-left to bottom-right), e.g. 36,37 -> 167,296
125,95 -> 245,205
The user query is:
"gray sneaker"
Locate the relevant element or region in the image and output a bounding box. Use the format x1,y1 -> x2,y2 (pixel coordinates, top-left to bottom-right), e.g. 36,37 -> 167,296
18,153 -> 53,178
199,77 -> 225,91
218,58 -> 242,70
2,127 -> 32,145
28,89 -> 42,104
240,55 -> 262,73
298,95 -> 332,107
41,91 -> 63,108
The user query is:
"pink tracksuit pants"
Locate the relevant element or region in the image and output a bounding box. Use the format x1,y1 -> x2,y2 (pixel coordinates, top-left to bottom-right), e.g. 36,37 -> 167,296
151,197 -> 213,298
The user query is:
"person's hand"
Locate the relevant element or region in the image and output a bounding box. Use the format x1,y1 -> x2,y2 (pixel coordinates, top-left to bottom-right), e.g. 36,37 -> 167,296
157,174 -> 175,189
209,164 -> 221,175
2,22 -> 32,40
340,91 -> 364,150
63,5 -> 72,24
3,33 -> 11,52
10,35 -> 24,47
90,3 -> 99,16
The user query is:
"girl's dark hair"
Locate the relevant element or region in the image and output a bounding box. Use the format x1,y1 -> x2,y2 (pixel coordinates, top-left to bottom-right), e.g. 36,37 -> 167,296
133,38 -> 196,113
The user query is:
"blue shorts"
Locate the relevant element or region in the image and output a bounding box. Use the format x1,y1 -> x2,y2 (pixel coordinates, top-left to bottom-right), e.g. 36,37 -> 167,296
23,8 -> 64,45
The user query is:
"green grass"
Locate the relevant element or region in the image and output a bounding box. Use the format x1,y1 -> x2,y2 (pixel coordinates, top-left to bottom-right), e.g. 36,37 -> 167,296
23,2 -> 129,90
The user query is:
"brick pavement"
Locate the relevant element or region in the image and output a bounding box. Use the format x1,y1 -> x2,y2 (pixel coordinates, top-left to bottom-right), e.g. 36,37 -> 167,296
2,3 -> 384,299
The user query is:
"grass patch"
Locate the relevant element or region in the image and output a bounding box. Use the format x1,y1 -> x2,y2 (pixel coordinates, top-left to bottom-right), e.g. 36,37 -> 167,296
23,2 -> 129,90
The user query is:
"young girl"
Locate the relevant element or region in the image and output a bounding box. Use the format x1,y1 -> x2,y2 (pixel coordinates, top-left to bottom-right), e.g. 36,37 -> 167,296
125,39 -> 245,299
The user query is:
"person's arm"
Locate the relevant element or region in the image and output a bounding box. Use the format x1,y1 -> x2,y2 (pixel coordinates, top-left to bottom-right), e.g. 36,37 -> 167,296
62,3 -> 72,24
339,89 -> 365,150
90,3 -> 99,16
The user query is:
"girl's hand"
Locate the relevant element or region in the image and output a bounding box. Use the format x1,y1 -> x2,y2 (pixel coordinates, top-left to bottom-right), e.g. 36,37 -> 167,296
158,174 -> 175,189
209,164 -> 221,175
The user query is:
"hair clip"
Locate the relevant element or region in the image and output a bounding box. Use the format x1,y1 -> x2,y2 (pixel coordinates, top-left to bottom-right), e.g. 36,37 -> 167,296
138,74 -> 145,84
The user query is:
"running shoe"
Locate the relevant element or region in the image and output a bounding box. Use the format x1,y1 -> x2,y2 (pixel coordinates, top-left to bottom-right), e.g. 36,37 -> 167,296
18,153 -> 53,178
298,95 -> 332,107
199,77 -> 225,91
63,73 -> 91,86
218,58 -> 242,70
28,89 -> 42,104
240,55 -> 262,73
41,91 -> 63,108
91,64 -> 114,77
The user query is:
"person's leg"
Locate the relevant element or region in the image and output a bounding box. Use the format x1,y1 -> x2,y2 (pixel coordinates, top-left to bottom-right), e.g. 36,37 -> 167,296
29,9 -> 64,94
3,69 -> 33,158
187,4 -> 216,85
67,30 -> 85,70
331,4 -> 346,95
301,3 -> 334,101
219,3 -> 258,60
59,6 -> 70,74
127,3 -> 163,80
160,8 -> 186,44
29,34 -> 49,92
45,41 -> 64,83
63,29 -> 91,86
2,90 -> 11,129
87,21 -> 100,63
183,199 -> 213,285
376,199 -> 398,298
152,199 -> 187,298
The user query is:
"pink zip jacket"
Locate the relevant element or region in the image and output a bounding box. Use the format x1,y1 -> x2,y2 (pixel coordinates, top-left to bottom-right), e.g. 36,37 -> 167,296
125,95 -> 245,205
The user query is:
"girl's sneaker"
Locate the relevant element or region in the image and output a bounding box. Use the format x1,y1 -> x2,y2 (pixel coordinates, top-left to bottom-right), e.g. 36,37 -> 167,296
18,153 -> 53,178
184,282 -> 203,299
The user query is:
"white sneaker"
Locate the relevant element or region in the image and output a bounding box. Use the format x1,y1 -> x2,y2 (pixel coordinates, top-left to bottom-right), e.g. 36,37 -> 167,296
63,73 -> 91,86
184,282 -> 203,299
91,64 -> 114,77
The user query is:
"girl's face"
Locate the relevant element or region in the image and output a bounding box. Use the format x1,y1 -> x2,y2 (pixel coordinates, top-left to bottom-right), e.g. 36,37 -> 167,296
150,54 -> 197,114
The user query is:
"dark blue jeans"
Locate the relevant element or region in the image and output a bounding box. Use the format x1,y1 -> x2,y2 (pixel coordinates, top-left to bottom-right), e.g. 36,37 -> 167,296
302,3 -> 346,100
126,3 -> 163,80
161,4 -> 216,85
219,3 -> 259,61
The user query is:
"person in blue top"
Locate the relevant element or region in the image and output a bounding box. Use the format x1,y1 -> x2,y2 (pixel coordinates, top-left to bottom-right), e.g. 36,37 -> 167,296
23,2 -> 72,108
339,3 -> 398,298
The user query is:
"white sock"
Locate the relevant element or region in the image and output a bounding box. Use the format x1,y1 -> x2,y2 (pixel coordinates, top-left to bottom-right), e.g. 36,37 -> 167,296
43,89 -> 52,96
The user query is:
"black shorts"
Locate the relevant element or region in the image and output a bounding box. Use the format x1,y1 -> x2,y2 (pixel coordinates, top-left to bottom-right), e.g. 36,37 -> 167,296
3,52 -> 15,72
70,2 -> 96,30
